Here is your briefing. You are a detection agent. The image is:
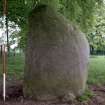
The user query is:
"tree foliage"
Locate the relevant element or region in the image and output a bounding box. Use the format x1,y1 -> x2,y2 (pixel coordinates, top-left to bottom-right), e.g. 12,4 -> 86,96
0,0 -> 103,30
0,0 -> 104,49
87,6 -> 105,54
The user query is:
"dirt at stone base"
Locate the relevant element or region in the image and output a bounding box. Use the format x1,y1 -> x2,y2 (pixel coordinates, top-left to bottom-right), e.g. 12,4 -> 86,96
0,80 -> 105,105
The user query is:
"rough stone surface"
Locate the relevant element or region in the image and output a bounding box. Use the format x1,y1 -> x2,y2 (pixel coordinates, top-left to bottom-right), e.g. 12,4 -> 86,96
24,5 -> 89,100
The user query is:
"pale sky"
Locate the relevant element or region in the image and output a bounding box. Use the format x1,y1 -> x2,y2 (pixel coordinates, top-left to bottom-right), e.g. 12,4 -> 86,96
0,18 -> 20,49
0,29 -> 3,37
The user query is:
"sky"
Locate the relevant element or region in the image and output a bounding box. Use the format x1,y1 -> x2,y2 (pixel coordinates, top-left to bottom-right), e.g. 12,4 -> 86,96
0,18 -> 20,49
0,29 -> 3,37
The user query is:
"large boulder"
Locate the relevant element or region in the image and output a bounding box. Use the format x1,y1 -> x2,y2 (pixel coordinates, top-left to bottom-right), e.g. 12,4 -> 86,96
24,5 -> 89,100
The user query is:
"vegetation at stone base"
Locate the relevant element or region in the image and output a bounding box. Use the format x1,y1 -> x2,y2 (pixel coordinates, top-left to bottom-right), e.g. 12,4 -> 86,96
77,89 -> 94,102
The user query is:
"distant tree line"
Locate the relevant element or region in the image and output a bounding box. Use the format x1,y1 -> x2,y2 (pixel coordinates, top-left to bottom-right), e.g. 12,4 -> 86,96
87,6 -> 105,55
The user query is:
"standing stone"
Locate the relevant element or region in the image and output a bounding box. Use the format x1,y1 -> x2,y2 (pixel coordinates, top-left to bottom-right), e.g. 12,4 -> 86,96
24,5 -> 89,100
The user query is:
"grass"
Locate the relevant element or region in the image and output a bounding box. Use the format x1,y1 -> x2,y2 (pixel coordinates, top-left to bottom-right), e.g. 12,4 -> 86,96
0,53 -> 25,80
77,89 -> 94,102
0,54 -> 105,85
88,55 -> 105,85
79,55 -> 105,102
0,54 -> 105,102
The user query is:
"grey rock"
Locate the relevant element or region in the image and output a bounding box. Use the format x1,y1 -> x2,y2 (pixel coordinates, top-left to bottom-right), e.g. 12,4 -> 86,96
24,5 -> 89,100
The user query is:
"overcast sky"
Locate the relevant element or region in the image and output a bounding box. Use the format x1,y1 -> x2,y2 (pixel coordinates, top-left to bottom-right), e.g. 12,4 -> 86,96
0,29 -> 3,37
0,18 -> 20,49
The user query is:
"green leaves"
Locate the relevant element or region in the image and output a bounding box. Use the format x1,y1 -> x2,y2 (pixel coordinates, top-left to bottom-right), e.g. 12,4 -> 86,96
0,0 -> 104,49
0,0 -> 104,31
87,5 -> 105,54
60,0 -> 102,32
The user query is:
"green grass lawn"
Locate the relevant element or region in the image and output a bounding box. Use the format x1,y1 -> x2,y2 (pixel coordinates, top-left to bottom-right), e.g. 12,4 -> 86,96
88,55 -> 105,85
0,54 -> 25,80
0,54 -> 105,85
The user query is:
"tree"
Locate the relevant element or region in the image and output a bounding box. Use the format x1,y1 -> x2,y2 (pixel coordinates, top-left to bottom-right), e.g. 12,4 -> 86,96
87,5 -> 105,55
0,0 -> 103,27
0,0 -> 104,46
